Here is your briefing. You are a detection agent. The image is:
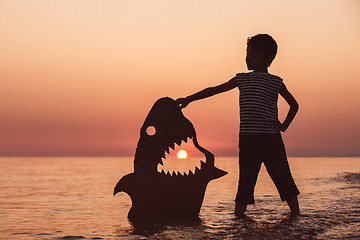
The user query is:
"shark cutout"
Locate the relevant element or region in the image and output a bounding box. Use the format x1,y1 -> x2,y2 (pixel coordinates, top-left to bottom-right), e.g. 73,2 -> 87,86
114,97 -> 227,221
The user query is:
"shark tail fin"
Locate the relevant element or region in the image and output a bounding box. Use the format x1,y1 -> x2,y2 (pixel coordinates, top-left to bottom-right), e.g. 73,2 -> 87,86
113,173 -> 135,196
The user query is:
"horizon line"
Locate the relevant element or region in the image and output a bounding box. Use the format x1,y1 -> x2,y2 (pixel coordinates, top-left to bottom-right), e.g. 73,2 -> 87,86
1,154 -> 359,158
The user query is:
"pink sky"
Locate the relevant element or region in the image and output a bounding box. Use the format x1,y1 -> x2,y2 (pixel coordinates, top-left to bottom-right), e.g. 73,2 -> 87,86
1,0 -> 359,156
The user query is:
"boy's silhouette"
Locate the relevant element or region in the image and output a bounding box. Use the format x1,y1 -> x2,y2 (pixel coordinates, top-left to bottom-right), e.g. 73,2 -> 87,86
176,34 -> 300,218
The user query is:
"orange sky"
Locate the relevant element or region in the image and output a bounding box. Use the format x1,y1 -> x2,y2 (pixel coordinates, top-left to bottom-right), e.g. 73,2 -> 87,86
1,0 -> 359,156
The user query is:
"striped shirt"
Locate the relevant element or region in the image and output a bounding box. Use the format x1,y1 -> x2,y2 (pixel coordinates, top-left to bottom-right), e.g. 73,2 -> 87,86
235,72 -> 283,134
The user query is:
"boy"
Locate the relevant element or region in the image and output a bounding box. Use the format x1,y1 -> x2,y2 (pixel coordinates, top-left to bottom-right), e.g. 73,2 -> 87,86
176,34 -> 300,218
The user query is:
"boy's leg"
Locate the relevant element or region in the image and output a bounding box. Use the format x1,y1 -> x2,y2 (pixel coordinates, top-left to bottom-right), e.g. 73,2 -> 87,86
235,161 -> 261,206
235,135 -> 262,215
263,134 -> 300,213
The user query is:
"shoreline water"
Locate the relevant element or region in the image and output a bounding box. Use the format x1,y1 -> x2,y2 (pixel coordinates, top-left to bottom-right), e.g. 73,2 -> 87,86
1,157 -> 359,239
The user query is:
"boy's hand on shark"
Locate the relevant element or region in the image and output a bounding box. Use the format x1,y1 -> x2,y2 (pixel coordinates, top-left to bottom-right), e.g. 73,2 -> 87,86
175,97 -> 190,109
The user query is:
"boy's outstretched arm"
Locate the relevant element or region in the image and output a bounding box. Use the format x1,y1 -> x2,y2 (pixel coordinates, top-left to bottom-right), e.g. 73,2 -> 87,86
176,78 -> 237,108
279,83 -> 299,132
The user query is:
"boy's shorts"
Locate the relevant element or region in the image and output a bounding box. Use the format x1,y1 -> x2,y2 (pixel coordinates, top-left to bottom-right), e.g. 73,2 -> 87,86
235,133 -> 300,205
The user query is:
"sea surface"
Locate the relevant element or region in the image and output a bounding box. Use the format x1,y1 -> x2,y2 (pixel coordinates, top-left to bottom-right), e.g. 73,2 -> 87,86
1,157 -> 360,239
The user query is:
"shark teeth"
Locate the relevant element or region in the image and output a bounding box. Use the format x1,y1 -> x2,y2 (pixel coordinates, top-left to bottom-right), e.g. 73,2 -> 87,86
158,159 -> 205,177
169,142 -> 175,150
165,147 -> 170,154
157,136 -> 206,177
158,162 -> 206,177
162,136 -> 192,153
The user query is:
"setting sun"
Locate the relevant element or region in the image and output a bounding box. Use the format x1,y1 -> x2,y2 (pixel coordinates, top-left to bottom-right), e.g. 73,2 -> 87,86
177,150 -> 188,159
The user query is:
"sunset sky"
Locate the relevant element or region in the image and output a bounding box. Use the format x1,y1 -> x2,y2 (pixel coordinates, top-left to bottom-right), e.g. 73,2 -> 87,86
1,0 -> 359,157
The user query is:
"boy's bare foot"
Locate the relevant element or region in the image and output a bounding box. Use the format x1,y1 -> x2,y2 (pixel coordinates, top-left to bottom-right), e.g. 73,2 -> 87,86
289,210 -> 300,219
234,212 -> 246,218
286,196 -> 300,216
235,213 -> 254,220
234,203 -> 247,216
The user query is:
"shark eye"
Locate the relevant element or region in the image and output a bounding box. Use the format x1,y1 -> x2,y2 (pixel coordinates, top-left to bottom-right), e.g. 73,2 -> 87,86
146,126 -> 156,136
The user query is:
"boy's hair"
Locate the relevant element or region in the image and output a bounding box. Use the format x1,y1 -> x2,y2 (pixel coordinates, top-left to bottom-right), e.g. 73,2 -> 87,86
247,34 -> 277,64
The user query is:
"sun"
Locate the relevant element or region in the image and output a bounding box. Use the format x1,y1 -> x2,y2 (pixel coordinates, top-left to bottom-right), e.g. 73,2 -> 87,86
177,150 -> 188,159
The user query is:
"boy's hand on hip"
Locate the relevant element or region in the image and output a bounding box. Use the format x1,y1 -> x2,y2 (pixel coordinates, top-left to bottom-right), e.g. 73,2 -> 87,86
279,120 -> 289,132
280,124 -> 288,132
275,119 -> 288,132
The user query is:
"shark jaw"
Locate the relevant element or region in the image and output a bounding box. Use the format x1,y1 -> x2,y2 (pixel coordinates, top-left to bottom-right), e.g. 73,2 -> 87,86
156,135 -> 218,178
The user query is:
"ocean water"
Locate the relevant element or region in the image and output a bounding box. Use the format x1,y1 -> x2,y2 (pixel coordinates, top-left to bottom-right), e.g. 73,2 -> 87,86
1,157 -> 359,239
